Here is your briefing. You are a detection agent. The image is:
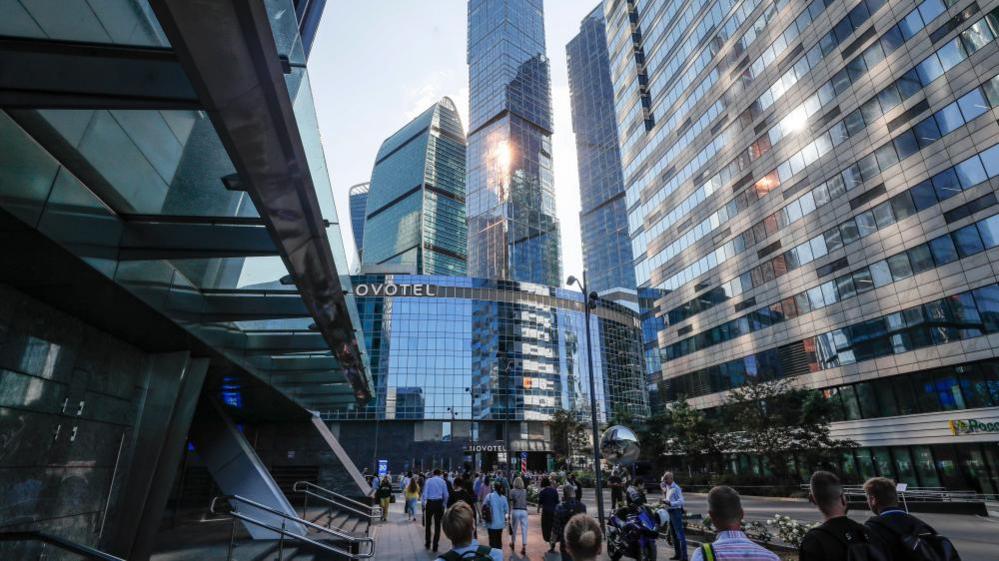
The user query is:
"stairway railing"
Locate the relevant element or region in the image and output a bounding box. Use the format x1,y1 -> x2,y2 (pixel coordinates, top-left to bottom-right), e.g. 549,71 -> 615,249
293,481 -> 382,524
209,494 -> 375,561
0,530 -> 126,561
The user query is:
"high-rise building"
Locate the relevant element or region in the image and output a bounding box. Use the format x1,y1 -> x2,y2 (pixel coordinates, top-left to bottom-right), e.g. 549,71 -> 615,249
349,181 -> 370,261
567,5 -> 636,294
606,0 -> 999,492
466,0 -> 562,286
361,98 -> 468,275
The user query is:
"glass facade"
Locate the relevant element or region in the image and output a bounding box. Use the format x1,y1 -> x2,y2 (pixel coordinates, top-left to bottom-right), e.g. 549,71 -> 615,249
606,0 -> 999,467
362,98 -> 468,275
567,6 -> 637,294
466,0 -> 563,286
324,275 -> 649,424
349,182 -> 369,262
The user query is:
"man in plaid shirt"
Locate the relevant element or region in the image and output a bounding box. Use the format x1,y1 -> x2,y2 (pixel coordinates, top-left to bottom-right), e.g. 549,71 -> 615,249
691,487 -> 778,561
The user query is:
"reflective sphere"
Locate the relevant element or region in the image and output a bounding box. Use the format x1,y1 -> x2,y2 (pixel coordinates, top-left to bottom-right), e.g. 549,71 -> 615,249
600,425 -> 640,466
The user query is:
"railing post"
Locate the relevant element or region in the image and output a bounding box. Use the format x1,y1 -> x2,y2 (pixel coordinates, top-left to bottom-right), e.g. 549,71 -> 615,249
226,514 -> 237,561
276,520 -> 285,561
302,493 -> 309,521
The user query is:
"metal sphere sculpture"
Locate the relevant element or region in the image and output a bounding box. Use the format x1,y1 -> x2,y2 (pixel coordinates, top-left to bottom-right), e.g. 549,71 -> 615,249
599,425 -> 640,466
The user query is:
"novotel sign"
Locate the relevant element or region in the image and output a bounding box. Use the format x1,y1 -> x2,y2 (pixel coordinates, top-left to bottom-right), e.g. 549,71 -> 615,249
353,283 -> 438,297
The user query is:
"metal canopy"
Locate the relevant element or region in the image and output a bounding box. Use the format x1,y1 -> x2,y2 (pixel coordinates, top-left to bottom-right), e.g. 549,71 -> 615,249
148,0 -> 371,404
119,216 -> 278,260
0,35 -> 199,109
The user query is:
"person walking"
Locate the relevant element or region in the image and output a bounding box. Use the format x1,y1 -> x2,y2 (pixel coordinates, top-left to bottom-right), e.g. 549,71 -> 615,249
799,471 -> 887,561
509,477 -> 529,555
422,468 -> 450,552
568,473 -> 583,502
435,503 -> 503,561
609,467 -> 625,510
552,484 -> 586,561
691,486 -> 778,561
404,476 -> 421,522
376,476 -> 392,522
863,477 -> 960,561
661,472 -> 688,560
482,481 -> 509,550
564,513 -> 603,561
537,477 -> 560,552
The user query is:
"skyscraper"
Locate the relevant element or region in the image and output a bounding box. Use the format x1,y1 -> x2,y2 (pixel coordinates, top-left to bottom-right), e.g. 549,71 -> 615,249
606,0 -> 999,490
349,181 -> 369,261
466,0 -> 562,286
567,5 -> 635,294
361,98 -> 468,275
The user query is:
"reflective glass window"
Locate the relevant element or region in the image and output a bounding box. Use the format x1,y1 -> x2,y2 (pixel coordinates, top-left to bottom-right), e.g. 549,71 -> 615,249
954,224 -> 985,256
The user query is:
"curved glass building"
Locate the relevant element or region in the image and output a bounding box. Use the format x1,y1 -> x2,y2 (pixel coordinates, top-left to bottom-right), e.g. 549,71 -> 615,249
323,274 -> 649,470
361,98 -> 467,275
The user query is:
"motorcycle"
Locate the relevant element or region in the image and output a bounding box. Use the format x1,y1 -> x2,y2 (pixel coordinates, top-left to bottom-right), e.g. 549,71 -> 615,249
606,504 -> 660,561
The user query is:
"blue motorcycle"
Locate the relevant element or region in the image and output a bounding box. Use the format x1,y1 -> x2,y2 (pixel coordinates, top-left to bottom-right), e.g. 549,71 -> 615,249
606,505 -> 660,561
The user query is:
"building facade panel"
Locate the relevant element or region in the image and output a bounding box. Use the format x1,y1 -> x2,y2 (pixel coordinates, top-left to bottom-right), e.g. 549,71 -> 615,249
607,0 -> 999,492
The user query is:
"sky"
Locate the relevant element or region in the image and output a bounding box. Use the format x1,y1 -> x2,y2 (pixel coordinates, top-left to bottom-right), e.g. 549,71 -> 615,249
309,0 -> 600,286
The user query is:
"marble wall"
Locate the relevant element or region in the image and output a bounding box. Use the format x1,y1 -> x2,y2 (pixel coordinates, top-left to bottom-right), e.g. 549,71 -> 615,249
0,282 -> 149,558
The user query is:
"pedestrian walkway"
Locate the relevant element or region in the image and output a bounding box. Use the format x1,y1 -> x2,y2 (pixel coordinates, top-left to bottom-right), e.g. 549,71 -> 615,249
369,496 -> 695,561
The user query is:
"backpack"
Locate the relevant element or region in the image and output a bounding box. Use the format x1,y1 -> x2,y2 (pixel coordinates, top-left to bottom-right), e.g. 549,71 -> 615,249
441,545 -> 493,561
870,519 -> 961,561
481,497 -> 493,525
814,526 -> 891,561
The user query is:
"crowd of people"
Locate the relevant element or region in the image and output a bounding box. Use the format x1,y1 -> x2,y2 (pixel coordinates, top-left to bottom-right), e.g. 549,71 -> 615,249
365,468 -> 601,560
362,467 -> 960,561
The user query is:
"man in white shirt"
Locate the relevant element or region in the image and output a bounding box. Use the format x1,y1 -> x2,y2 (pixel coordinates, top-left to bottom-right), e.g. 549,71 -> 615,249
662,472 -> 687,560
691,486 -> 778,561
422,469 -> 450,552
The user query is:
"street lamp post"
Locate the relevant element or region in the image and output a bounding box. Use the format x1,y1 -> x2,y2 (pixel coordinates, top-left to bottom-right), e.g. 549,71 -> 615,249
567,271 -> 605,528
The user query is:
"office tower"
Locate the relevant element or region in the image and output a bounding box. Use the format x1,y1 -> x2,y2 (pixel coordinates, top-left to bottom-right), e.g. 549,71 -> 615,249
567,5 -> 636,293
606,0 -> 999,491
361,98 -> 468,275
466,0 -> 562,285
349,182 -> 370,260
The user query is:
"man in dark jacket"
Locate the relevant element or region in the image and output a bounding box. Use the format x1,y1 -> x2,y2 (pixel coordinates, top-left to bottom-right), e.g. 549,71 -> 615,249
552,484 -> 586,561
799,471 -> 886,561
537,477 -> 560,551
863,477 -> 957,561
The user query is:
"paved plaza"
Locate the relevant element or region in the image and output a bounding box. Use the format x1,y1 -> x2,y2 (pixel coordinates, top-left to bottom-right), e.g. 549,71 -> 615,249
370,496 -> 695,561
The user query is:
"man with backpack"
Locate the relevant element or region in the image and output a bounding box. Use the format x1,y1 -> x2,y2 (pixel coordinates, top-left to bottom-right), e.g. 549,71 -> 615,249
435,502 -> 503,561
800,471 -> 888,561
863,477 -> 961,561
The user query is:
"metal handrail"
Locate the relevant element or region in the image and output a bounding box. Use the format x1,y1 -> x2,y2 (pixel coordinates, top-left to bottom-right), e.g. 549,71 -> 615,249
293,481 -> 382,520
210,495 -> 375,560
0,530 -> 126,561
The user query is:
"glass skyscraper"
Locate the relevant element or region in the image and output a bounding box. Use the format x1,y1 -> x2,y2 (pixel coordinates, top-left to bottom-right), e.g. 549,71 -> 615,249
567,6 -> 636,294
349,181 -> 369,262
466,0 -> 563,286
361,98 -> 468,275
605,0 -> 999,492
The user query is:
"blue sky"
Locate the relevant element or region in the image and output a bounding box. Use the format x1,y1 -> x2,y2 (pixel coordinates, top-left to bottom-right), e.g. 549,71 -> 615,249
310,0 -> 601,285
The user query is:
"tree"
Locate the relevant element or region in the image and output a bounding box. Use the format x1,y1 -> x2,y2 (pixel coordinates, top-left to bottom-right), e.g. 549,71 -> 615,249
549,409 -> 590,469
662,399 -> 725,468
722,378 -> 856,477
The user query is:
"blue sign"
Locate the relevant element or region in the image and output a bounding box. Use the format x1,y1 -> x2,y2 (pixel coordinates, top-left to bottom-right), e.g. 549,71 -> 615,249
520,451 -> 527,460
377,459 -> 388,477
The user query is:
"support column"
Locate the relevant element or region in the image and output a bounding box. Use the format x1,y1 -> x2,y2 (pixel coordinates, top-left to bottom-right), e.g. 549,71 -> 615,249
311,414 -> 371,496
188,398 -> 306,539
102,352 -> 208,561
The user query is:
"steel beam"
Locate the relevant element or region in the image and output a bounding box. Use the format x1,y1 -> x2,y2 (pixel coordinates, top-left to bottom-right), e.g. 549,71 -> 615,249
0,36 -> 199,109
149,0 -> 371,403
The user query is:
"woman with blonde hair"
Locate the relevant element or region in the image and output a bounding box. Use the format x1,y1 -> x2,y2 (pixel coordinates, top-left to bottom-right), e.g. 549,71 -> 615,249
509,476 -> 529,555
564,513 -> 602,561
404,476 -> 421,521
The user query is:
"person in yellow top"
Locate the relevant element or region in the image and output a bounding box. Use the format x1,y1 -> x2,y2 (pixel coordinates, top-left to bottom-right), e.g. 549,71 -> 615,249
405,477 -> 422,521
